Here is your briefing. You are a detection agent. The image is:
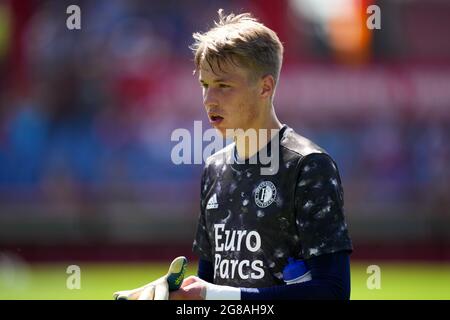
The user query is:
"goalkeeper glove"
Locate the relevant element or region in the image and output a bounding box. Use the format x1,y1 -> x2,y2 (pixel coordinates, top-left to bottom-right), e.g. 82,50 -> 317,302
113,256 -> 187,300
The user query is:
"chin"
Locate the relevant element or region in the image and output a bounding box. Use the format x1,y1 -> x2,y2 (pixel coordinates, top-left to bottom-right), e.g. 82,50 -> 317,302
212,122 -> 246,139
218,125 -> 248,139
215,127 -> 229,138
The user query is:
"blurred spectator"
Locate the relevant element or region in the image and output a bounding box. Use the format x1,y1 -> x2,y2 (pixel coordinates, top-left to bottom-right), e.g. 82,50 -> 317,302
0,0 -> 448,247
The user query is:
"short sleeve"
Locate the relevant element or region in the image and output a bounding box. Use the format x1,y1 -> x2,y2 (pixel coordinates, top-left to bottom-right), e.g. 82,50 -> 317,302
192,168 -> 213,262
294,153 -> 353,260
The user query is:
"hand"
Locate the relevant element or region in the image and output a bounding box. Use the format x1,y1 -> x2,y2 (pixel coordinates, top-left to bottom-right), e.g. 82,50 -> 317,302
169,276 -> 207,300
113,256 -> 187,300
113,274 -> 169,300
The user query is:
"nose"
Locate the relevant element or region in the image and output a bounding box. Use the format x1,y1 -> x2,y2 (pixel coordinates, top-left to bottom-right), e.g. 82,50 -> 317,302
203,87 -> 218,109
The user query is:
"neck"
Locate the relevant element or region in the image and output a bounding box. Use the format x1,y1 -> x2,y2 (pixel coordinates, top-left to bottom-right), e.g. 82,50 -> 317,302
234,107 -> 283,160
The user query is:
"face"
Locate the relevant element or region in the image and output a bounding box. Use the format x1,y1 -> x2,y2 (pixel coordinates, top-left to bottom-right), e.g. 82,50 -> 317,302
198,58 -> 262,137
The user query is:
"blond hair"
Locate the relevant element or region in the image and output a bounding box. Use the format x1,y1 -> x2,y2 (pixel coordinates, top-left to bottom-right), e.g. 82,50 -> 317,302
191,9 -> 284,84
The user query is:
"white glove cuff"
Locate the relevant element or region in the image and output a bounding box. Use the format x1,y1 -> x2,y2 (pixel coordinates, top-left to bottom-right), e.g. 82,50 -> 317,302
205,284 -> 241,300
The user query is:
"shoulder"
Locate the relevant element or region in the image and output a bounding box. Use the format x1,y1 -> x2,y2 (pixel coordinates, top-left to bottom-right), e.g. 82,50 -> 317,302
280,127 -> 339,176
280,127 -> 326,158
203,142 -> 235,171
205,142 -> 234,167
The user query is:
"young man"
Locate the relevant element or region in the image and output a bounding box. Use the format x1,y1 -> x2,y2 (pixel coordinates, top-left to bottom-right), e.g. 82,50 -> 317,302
171,9 -> 353,300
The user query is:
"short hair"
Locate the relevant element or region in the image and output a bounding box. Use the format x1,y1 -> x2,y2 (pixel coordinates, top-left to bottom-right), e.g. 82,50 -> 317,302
190,9 -> 284,84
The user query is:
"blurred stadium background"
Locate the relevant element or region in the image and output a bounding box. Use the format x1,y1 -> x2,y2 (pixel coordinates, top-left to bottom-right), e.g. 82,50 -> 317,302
0,0 -> 449,299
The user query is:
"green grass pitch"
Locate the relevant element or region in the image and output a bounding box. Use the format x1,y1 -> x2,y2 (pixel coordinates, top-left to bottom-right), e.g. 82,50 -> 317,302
1,261 -> 449,299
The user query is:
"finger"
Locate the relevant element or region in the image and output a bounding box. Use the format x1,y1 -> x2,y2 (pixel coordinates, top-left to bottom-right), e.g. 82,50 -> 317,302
114,288 -> 139,300
182,282 -> 200,291
177,283 -> 205,300
154,283 -> 169,300
181,276 -> 199,288
138,285 -> 155,300
128,288 -> 145,300
113,290 -> 135,300
169,289 -> 184,301
113,278 -> 161,300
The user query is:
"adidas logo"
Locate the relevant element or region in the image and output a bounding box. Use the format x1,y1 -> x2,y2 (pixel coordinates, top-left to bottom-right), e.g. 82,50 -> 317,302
206,194 -> 218,209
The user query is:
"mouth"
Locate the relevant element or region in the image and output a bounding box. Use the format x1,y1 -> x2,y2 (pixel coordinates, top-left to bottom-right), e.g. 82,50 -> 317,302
208,113 -> 224,125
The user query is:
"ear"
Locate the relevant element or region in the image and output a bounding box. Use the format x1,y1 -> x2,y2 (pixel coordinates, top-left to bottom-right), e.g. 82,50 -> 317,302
259,74 -> 275,100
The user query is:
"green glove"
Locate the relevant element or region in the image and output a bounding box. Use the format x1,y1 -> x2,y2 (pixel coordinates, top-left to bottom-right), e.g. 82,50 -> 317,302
113,256 -> 188,300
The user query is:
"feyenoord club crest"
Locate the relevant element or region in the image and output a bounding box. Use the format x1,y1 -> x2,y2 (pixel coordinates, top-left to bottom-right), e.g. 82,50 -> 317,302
255,181 -> 277,208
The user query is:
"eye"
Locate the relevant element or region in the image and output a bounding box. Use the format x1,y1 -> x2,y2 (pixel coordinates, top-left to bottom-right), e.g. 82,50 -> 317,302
219,83 -> 230,88
201,83 -> 209,89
